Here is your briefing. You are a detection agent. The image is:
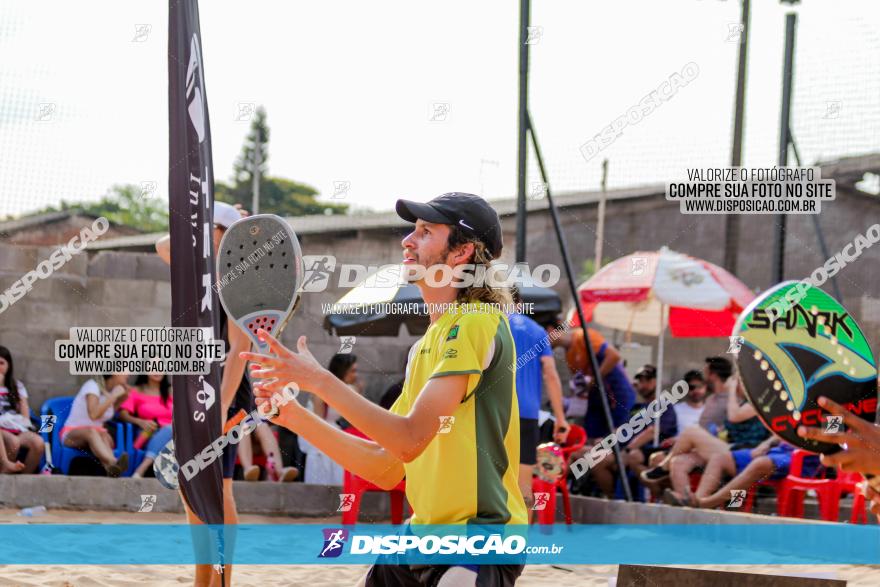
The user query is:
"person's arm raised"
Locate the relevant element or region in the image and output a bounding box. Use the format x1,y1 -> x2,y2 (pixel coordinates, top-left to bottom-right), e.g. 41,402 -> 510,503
243,329 -> 468,464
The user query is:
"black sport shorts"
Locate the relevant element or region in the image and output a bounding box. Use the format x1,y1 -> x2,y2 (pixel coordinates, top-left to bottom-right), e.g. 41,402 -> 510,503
365,564 -> 523,587
519,418 -> 540,466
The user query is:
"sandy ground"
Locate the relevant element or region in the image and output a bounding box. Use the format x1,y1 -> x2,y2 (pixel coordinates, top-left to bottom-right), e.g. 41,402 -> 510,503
0,509 -> 878,586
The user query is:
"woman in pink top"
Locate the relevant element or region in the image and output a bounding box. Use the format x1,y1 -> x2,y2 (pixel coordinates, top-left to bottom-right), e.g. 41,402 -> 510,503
118,373 -> 173,478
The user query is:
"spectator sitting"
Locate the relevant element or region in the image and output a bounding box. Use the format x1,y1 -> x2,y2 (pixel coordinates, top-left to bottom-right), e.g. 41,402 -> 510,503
589,364 -> 678,498
0,346 -> 44,474
547,319 -> 635,439
665,439 -> 812,509
697,357 -> 733,433
673,369 -> 707,432
641,359 -> 769,500
61,374 -> 130,477
117,373 -> 173,478
238,422 -> 299,482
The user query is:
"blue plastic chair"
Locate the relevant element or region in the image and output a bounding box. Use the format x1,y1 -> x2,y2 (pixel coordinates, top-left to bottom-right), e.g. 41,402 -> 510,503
41,396 -> 128,476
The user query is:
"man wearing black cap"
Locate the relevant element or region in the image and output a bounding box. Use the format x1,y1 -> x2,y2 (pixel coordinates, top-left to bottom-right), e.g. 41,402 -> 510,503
243,193 -> 526,587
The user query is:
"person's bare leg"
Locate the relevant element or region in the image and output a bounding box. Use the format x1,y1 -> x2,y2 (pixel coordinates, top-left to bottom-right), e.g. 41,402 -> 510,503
64,428 -> 116,468
219,478 -> 237,587
694,452 -> 736,499
20,432 -> 44,473
699,457 -> 774,509
238,434 -> 253,468
669,453 -> 704,494
591,455 -> 618,498
626,449 -> 647,476
183,498 -> 215,586
658,427 -> 727,470
518,464 -> 535,522
0,433 -> 24,473
2,431 -> 21,462
255,424 -> 282,467
133,457 -> 154,478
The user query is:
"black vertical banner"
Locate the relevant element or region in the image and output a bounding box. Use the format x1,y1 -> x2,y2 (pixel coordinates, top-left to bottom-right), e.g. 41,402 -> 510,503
168,0 -> 224,529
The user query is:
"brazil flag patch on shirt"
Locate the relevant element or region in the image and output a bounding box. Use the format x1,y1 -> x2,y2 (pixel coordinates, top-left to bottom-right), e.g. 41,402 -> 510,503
446,325 -> 460,341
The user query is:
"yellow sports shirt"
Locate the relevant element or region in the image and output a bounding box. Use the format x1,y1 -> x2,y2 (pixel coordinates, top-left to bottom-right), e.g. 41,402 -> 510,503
390,302 -> 528,525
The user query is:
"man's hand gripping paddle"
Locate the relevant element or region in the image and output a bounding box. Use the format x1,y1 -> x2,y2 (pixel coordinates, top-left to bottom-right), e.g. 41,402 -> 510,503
733,281 -> 880,489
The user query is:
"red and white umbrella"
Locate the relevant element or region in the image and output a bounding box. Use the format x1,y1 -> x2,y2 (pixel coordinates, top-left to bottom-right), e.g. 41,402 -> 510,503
569,247 -> 755,445
571,247 -> 754,337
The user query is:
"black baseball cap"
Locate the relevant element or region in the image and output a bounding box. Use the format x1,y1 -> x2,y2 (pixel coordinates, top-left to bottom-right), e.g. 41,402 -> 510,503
635,365 -> 657,380
395,192 -> 503,259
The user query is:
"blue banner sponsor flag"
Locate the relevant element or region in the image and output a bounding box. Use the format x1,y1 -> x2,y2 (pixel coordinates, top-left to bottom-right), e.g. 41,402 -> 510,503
168,0 -> 224,528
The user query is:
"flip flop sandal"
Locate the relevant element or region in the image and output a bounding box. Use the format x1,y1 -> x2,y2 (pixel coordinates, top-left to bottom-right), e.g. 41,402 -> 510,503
278,467 -> 299,482
243,465 -> 261,481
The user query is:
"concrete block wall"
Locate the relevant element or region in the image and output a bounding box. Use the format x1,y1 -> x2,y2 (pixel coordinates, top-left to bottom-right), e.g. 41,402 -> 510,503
2,191 -> 879,410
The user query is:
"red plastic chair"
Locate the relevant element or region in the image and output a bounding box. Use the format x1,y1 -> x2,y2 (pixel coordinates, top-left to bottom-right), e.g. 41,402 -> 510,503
777,450 -> 841,521
532,424 -> 587,525
341,427 -> 408,525
740,479 -> 781,513
836,470 -> 868,524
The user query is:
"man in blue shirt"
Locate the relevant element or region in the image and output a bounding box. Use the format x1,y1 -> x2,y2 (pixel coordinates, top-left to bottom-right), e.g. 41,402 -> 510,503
507,311 -> 570,515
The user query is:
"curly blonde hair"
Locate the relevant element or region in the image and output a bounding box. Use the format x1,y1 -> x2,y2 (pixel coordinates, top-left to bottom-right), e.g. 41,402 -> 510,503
445,225 -> 512,308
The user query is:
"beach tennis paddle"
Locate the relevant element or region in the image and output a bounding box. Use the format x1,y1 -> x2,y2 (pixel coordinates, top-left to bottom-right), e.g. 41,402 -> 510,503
732,281 -> 878,455
154,440 -> 180,490
217,214 -> 305,418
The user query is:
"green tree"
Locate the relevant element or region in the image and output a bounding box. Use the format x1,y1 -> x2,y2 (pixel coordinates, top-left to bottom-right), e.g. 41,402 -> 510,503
580,257 -> 614,282
30,184 -> 168,232
218,105 -> 348,216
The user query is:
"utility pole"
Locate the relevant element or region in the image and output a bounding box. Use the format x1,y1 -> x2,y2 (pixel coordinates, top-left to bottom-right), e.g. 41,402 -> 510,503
724,0 -> 750,275
515,0 -> 530,263
773,11 -> 797,283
